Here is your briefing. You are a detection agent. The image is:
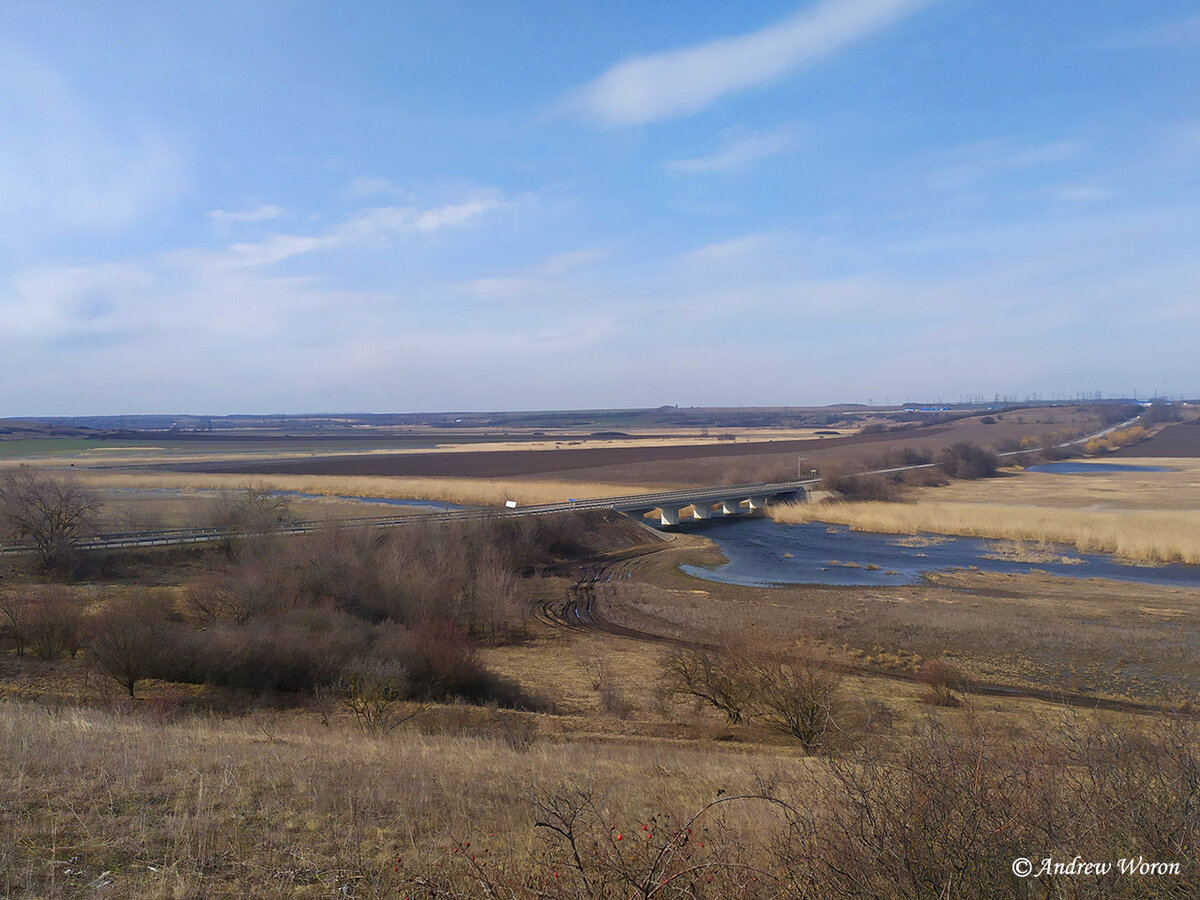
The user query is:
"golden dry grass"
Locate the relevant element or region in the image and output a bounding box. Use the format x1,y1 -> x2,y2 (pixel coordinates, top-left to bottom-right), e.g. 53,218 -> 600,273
0,695 -> 814,898
64,472 -> 664,507
770,499 -> 1200,565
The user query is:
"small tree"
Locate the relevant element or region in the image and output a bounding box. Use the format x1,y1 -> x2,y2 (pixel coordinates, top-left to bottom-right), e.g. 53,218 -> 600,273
89,594 -> 170,698
661,644 -> 753,725
0,468 -> 99,571
212,483 -> 293,534
0,590 -> 32,657
25,590 -> 87,661
336,656 -> 416,734
748,643 -> 843,752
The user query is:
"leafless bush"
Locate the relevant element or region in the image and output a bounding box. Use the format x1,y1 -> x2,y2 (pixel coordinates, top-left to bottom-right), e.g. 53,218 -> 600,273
0,590 -> 32,657
89,593 -> 173,698
335,656 -> 417,734
27,590 -> 86,660
777,713 -> 1200,899
916,658 -> 971,706
821,465 -> 904,501
744,643 -> 843,751
661,644 -> 754,725
663,640 -> 844,750
210,483 -> 294,534
400,788 -> 782,898
937,442 -> 998,480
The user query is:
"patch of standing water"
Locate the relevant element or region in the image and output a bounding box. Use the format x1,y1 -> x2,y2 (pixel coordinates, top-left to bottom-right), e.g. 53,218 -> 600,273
677,517 -> 1200,589
1026,462 -> 1172,474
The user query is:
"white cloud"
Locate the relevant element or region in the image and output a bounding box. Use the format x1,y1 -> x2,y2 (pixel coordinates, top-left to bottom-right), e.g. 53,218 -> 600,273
460,247 -> 607,301
1,263 -> 155,339
214,191 -> 506,269
207,205 -> 285,225
564,0 -> 932,127
667,128 -> 797,173
673,234 -> 776,268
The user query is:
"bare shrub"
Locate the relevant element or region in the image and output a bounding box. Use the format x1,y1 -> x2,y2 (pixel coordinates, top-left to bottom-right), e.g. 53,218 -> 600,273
89,593 -> 173,698
168,607 -> 372,692
937,442 -> 998,479
663,640 -> 844,750
778,713 -> 1200,899
335,656 -> 417,734
402,788 -> 781,898
821,465 -> 904,501
916,659 -> 971,706
211,483 -> 294,532
0,590 -> 32,657
27,590 -> 86,661
661,644 -> 753,725
745,642 -> 843,751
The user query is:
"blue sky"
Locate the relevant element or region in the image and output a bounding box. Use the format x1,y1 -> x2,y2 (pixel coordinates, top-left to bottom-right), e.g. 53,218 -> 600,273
1,0 -> 1197,415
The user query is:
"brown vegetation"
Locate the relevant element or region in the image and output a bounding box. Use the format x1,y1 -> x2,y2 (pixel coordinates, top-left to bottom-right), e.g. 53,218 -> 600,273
770,499 -> 1200,565
0,468 -> 99,570
662,639 -> 843,751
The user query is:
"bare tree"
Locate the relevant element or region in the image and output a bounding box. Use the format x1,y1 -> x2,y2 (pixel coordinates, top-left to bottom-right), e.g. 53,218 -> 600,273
746,643 -> 843,751
335,656 -> 418,734
88,593 -> 170,698
663,639 -> 843,750
211,483 -> 293,534
0,590 -> 32,657
24,588 -> 87,660
0,468 -> 100,570
661,644 -> 754,725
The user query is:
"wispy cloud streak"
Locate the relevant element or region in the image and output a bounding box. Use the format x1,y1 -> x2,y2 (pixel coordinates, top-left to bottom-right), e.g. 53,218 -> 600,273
565,0 -> 931,127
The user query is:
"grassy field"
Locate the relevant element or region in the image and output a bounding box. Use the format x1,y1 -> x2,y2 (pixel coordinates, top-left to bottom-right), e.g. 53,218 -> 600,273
4,425 -> 1200,897
65,472 -> 669,511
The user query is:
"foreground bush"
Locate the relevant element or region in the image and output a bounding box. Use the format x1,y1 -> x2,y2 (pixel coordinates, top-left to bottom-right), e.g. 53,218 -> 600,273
662,640 -> 844,751
403,714 -> 1200,899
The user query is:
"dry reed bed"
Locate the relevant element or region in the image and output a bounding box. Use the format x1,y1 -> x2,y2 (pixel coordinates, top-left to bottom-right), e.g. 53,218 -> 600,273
0,699 -> 804,898
65,472 -> 664,507
771,500 -> 1200,565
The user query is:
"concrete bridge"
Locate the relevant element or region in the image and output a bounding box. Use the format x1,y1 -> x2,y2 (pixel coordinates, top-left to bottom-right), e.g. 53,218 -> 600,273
600,480 -> 814,526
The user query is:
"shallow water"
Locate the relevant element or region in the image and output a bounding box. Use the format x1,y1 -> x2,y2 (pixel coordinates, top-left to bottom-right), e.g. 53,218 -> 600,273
678,517 -> 1200,589
1026,462 -> 1171,474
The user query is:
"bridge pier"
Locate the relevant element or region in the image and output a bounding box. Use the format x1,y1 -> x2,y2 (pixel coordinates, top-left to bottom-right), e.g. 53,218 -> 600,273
747,495 -> 769,511
660,506 -> 682,526
721,499 -> 743,516
691,502 -> 713,520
